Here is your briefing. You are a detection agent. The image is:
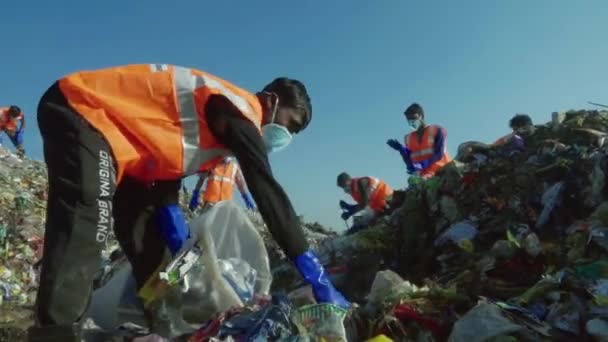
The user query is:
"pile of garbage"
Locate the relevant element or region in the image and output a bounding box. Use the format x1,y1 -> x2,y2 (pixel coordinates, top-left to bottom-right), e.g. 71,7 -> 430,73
0,148 -> 47,340
239,109 -> 608,341
4,109 -> 608,341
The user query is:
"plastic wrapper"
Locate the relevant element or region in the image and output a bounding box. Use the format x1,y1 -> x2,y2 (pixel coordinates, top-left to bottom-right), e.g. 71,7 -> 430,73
291,304 -> 348,341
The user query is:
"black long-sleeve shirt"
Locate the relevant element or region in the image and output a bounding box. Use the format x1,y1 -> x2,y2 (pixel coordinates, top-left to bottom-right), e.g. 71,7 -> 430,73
205,95 -> 308,258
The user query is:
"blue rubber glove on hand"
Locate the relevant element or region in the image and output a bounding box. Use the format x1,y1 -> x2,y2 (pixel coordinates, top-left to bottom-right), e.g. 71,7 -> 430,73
407,162 -> 424,175
242,193 -> 256,210
339,200 -> 358,212
341,209 -> 354,221
387,139 -> 404,152
156,205 -> 190,256
189,190 -> 200,211
294,251 -> 351,309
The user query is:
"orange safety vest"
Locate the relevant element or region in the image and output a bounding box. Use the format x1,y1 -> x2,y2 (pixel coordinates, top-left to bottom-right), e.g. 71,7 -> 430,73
0,107 -> 23,131
493,132 -> 515,146
350,177 -> 393,213
405,125 -> 452,178
202,158 -> 239,203
58,64 -> 263,183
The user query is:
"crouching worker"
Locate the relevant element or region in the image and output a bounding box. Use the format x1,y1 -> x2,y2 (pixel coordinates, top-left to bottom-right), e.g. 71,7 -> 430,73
0,105 -> 26,156
29,64 -> 349,342
189,156 -> 256,212
337,172 -> 393,234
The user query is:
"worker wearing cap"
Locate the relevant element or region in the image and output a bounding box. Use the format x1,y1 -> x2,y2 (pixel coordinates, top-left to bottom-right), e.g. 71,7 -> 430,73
29,64 -> 349,341
189,156 -> 256,211
336,172 -> 393,221
0,105 -> 25,156
387,103 -> 452,178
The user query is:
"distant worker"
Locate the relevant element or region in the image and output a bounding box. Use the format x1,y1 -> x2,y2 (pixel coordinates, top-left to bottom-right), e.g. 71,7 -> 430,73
387,103 -> 451,178
189,156 -> 256,211
0,105 -> 25,156
337,172 -> 393,222
493,113 -> 534,146
29,64 -> 349,341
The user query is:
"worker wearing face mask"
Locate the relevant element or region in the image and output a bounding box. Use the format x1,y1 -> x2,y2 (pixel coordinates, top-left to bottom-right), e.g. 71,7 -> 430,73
29,64 -> 349,341
387,103 -> 452,178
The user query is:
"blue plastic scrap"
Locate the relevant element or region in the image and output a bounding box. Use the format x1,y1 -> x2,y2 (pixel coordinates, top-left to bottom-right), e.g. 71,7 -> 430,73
218,296 -> 299,341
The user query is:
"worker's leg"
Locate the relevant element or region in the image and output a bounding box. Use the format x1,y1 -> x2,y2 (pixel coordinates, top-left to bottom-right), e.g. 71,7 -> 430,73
112,178 -> 179,289
28,83 -> 117,341
112,178 -> 187,337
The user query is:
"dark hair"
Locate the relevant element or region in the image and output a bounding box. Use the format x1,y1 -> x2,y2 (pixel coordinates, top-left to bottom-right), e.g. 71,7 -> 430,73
263,78 -> 312,130
404,103 -> 424,117
8,105 -> 21,117
337,172 -> 351,187
509,114 -> 533,129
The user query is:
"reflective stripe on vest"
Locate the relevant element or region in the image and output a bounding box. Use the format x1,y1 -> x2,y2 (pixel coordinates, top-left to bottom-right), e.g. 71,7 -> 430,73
150,64 -> 257,176
59,64 -> 263,183
351,176 -> 380,204
408,126 -> 438,161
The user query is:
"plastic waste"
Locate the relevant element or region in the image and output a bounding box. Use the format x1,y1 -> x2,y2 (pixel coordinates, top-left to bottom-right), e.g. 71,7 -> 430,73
218,258 -> 257,303
587,318 -> 608,340
181,200 -> 272,324
536,181 -> 565,228
434,220 -> 478,247
292,303 -> 348,341
448,303 -> 523,342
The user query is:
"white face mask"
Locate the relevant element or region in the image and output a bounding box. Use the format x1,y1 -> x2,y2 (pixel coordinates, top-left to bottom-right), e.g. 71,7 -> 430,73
261,93 -> 293,153
408,119 -> 422,130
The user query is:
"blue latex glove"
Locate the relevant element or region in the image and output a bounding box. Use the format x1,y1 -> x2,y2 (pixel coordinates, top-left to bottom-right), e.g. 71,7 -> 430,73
242,193 -> 256,210
387,139 -> 405,152
339,200 -> 358,212
189,190 -> 200,211
341,209 -> 354,221
155,205 -> 190,256
407,163 -> 423,175
294,251 -> 351,309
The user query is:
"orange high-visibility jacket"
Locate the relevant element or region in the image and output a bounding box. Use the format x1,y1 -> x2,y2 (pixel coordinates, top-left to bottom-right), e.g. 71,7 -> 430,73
58,64 -> 263,183
405,125 -> 452,178
0,107 -> 23,131
493,132 -> 515,146
202,157 -> 244,203
350,177 -> 393,213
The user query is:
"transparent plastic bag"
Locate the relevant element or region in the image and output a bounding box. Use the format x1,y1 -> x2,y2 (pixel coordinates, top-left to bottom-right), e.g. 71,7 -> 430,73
182,200 -> 272,323
192,200 -> 272,295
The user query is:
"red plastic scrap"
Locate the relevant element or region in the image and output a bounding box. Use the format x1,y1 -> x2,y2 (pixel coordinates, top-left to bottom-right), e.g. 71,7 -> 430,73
462,172 -> 479,186
389,304 -> 449,341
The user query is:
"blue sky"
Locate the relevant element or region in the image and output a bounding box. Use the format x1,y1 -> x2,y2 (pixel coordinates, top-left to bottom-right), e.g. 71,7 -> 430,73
1,1 -> 607,230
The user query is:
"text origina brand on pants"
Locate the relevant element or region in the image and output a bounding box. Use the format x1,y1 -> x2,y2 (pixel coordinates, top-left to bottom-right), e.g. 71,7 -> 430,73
97,150 -> 113,243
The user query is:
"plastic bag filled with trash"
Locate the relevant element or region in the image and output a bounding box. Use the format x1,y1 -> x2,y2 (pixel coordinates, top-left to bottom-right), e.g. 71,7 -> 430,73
85,200 -> 273,340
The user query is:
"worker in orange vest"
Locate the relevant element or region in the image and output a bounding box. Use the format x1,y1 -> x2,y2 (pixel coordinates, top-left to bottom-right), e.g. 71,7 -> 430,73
29,64 -> 349,341
387,103 -> 452,178
336,172 -> 393,222
493,113 -> 534,147
0,105 -> 25,156
188,156 -> 255,211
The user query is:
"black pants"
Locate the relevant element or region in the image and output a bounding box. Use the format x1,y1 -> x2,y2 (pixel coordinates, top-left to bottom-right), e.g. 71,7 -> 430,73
34,83 -> 180,331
